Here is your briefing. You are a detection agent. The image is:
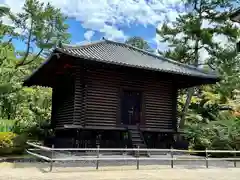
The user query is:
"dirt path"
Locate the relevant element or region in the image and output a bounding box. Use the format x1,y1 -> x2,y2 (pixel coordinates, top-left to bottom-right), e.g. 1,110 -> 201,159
0,162 -> 239,180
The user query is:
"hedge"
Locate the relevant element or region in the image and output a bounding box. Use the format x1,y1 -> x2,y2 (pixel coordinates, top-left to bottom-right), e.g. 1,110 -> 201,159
0,132 -> 27,155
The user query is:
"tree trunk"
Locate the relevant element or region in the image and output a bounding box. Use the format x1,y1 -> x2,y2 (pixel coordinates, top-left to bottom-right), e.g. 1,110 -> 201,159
179,88 -> 194,129
178,37 -> 200,129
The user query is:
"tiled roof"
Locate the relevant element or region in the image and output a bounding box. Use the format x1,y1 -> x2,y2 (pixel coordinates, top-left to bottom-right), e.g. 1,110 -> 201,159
56,39 -> 219,79
230,8 -> 240,22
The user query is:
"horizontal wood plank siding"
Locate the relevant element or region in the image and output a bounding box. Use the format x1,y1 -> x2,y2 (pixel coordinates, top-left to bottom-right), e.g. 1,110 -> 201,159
83,65 -> 176,131
172,88 -> 178,131
85,68 -> 118,127
144,79 -> 174,129
73,67 -> 84,126
53,75 -> 75,128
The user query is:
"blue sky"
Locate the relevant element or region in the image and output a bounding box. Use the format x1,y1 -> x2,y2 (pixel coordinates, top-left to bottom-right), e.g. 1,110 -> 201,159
1,0 -> 184,52
1,0 -> 237,62
68,18 -> 158,48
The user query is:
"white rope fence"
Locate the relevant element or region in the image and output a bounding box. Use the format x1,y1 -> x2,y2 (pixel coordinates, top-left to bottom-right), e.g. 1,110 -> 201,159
26,141 -> 240,172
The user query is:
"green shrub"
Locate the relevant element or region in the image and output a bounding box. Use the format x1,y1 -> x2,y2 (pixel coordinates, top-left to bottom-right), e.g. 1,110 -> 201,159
0,119 -> 15,132
0,132 -> 16,148
0,132 -> 27,155
184,112 -> 240,157
12,118 -> 52,141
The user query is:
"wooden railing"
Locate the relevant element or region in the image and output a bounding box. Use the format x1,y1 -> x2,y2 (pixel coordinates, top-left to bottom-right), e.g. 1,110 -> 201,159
26,141 -> 240,172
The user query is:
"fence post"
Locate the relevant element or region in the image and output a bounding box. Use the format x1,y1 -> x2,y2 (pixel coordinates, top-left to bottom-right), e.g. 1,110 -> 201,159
137,146 -> 140,170
170,147 -> 174,168
49,144 -> 54,172
96,145 -> 100,170
205,148 -> 208,168
234,149 -> 237,168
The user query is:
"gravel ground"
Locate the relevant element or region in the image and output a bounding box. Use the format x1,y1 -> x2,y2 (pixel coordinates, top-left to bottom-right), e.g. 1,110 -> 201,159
1,152 -> 240,180
0,162 -> 240,180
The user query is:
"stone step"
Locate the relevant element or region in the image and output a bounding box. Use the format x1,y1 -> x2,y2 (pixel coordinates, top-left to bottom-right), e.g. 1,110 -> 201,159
132,139 -> 144,143
131,135 -> 143,138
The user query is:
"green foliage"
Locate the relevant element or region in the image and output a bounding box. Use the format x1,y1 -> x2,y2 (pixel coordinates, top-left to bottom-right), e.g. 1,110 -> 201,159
158,0 -> 240,151
157,0 -> 239,130
210,47 -> 240,99
208,114 -> 240,150
125,36 -> 153,52
185,112 -> 240,150
157,0 -> 238,65
182,48 -> 240,150
0,5 -> 10,17
0,119 -> 15,132
7,0 -> 70,67
184,123 -> 213,150
0,132 -> 27,155
12,87 -> 52,140
0,132 -> 16,148
0,0 -> 69,145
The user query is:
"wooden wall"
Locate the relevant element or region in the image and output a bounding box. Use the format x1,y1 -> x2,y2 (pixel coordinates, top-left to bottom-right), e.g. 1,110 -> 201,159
74,63 -> 177,131
52,61 -> 178,131
73,67 -> 85,126
52,74 -> 75,128
84,67 -> 119,127
144,79 -> 177,130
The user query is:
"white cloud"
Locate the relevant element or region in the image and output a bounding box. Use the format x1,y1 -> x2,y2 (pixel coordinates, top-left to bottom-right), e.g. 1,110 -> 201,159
83,30 -> 95,41
153,34 -> 169,52
212,34 -> 231,47
1,0 -> 24,13
1,0 -> 182,40
1,14 -> 12,26
0,12 -> 24,34
100,25 -> 127,41
198,48 -> 209,63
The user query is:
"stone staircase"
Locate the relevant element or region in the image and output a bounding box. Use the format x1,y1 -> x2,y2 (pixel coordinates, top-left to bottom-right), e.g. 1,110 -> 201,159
128,126 -> 149,157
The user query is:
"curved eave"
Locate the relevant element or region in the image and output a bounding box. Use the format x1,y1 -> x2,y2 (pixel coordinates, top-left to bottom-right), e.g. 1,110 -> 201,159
230,8 -> 240,22
56,48 -> 220,81
23,51 -> 60,87
23,49 -> 220,88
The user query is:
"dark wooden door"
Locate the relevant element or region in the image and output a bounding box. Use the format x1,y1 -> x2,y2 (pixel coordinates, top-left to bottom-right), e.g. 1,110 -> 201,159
121,90 -> 142,125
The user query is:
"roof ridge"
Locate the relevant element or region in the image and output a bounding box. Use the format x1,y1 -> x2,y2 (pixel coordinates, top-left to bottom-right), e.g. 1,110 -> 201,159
61,40 -> 105,49
230,7 -> 240,18
103,39 -> 216,76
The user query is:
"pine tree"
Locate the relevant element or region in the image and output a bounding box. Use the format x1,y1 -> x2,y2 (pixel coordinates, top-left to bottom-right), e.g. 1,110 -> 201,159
125,36 -> 153,52
0,5 -> 10,17
9,0 -> 70,67
157,0 -> 239,129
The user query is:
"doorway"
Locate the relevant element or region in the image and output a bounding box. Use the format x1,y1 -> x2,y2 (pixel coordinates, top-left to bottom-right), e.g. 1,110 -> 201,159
121,90 -> 142,125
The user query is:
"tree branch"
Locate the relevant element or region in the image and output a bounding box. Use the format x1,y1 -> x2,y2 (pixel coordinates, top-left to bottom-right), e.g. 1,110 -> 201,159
16,23 -> 55,68
15,18 -> 33,68
21,48 -> 44,66
20,28 -> 52,67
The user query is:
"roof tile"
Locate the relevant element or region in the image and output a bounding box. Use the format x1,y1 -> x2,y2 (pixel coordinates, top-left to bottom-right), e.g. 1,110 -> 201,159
57,40 -> 218,79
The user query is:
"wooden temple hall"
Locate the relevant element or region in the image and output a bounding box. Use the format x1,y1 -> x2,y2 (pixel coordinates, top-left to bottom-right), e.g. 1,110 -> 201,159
23,39 -> 219,149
